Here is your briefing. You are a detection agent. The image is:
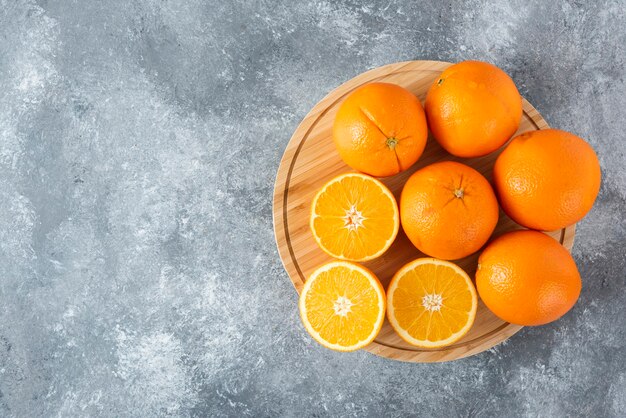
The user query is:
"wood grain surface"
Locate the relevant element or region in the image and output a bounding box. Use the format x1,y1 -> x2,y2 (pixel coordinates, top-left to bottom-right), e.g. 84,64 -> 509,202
272,60 -> 576,363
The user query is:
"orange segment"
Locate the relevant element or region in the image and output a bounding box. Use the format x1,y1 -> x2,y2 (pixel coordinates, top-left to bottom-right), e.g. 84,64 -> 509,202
387,258 -> 477,348
299,261 -> 386,352
310,173 -> 399,261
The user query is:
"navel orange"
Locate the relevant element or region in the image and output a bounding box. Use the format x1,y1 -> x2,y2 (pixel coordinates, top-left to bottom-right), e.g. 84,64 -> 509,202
387,258 -> 477,348
310,173 -> 399,261
476,230 -> 581,326
493,129 -> 601,231
400,161 -> 499,260
299,261 -> 386,352
425,60 -> 522,157
333,82 -> 428,177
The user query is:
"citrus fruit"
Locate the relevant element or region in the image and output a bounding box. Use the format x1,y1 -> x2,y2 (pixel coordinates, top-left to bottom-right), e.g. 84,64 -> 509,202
493,129 -> 601,231
476,230 -> 581,326
310,173 -> 399,261
425,60 -> 522,157
387,258 -> 477,348
400,161 -> 499,260
299,261 -> 386,352
332,82 -> 428,177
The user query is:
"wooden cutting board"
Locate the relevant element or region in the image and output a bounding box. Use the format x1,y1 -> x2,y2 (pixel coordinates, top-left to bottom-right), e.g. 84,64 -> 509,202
272,60 -> 575,363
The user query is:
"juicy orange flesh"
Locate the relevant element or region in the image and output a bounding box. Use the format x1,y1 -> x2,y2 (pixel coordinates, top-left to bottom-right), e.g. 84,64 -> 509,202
304,266 -> 381,347
392,263 -> 473,342
313,176 -> 396,259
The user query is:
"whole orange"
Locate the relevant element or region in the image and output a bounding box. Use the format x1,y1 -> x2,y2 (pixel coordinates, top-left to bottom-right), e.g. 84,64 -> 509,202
400,161 -> 499,260
425,61 -> 522,157
333,82 -> 428,177
494,129 -> 601,231
476,230 -> 581,326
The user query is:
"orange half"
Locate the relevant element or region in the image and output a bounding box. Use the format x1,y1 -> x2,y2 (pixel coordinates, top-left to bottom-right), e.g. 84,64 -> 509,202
310,173 -> 399,261
299,261 -> 386,352
387,258 -> 477,348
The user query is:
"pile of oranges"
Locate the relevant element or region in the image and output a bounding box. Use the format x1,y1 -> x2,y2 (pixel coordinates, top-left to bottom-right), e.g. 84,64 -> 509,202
299,60 -> 601,352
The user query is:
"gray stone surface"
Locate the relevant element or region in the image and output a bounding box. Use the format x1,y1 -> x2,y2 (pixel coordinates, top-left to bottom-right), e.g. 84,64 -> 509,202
0,0 -> 624,416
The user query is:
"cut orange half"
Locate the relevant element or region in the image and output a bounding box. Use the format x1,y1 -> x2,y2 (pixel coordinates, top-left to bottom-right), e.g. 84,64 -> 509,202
299,261 -> 386,352
310,173 -> 399,261
387,258 -> 477,348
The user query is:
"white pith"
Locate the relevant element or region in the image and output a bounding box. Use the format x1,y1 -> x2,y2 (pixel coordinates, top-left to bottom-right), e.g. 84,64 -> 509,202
422,293 -> 444,312
342,204 -> 366,231
333,296 -> 354,317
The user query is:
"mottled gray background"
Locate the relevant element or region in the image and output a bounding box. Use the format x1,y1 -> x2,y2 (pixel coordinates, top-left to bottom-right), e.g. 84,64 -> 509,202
0,0 -> 624,416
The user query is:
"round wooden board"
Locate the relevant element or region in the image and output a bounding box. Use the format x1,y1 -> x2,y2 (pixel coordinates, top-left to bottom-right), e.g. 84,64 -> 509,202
273,60 -> 575,363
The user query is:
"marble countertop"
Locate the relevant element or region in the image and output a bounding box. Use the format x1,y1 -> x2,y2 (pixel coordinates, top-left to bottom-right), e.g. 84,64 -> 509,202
0,0 -> 624,416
